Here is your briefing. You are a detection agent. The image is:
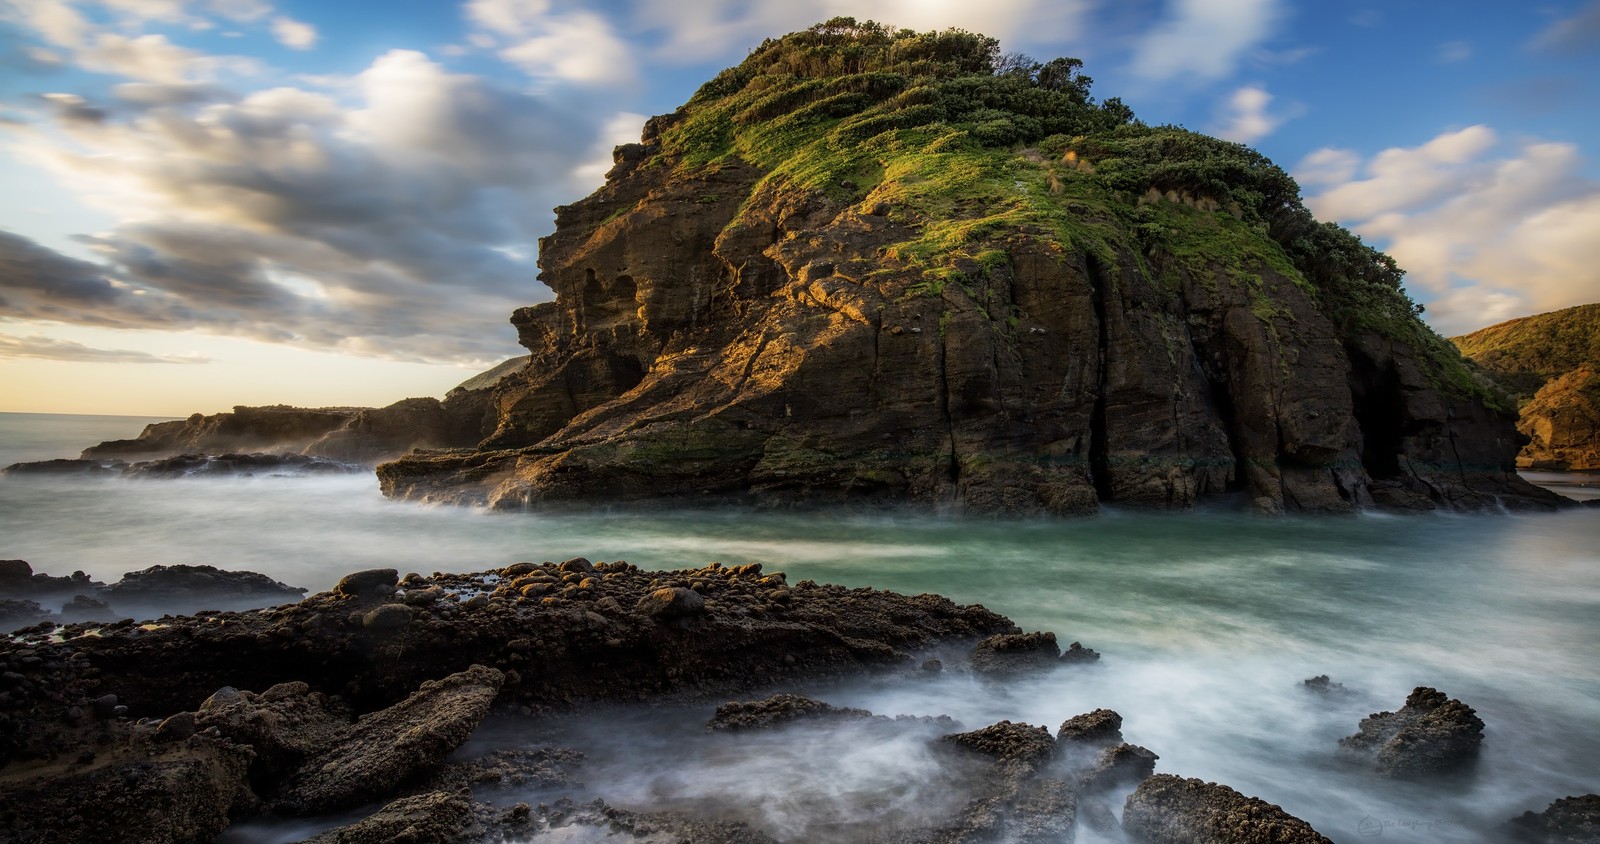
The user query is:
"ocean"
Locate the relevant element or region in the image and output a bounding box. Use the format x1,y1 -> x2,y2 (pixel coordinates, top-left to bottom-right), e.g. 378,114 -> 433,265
2,411 -> 1597,843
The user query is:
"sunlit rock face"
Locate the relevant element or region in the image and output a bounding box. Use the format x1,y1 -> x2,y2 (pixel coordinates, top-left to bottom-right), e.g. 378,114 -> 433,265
379,22 -> 1561,516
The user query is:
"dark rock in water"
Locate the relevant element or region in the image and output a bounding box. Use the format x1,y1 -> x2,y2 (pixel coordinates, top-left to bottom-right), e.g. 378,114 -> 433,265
59,594 -> 117,623
301,790 -> 484,844
1078,742 -> 1159,793
1058,708 -> 1124,746
1340,686 -> 1484,776
1301,674 -> 1351,695
0,458 -> 125,476
3,452 -> 360,479
426,747 -> 585,792
104,564 -> 306,605
0,599 -> 51,631
971,631 -> 1060,675
0,733 -> 253,844
635,585 -> 706,619
274,665 -> 504,814
1123,774 -> 1334,843
707,693 -> 876,731
196,681 -> 354,782
557,556 -> 595,574
1060,641 -> 1102,664
940,720 -> 1057,767
1505,793 -> 1600,843
77,392 -> 503,466
0,561 -> 104,599
336,568 -> 399,600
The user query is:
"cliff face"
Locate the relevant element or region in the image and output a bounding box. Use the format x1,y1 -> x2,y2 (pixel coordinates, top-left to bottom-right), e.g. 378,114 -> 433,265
379,21 -> 1560,515
1453,304 -> 1600,470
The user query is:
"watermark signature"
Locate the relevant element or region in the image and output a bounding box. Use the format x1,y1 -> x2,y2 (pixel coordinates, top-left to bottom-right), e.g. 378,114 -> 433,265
1357,816 -> 1453,837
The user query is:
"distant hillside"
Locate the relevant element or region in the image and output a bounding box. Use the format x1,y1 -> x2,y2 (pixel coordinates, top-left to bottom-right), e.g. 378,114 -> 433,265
1453,303 -> 1600,470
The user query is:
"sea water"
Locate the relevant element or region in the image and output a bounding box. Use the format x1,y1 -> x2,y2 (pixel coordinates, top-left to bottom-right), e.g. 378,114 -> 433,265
3,412 -> 1597,842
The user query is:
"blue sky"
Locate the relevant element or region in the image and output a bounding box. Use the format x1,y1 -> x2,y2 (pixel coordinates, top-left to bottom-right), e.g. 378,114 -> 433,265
1,0 -> 1597,414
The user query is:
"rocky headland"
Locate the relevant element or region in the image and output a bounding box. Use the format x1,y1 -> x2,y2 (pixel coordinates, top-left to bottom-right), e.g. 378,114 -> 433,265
1453,303 -> 1600,471
358,20 -> 1559,516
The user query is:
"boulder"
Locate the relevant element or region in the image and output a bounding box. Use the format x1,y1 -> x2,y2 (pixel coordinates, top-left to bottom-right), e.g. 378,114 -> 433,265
939,720 -> 1057,767
301,790 -> 486,844
1057,708 -> 1123,746
970,632 -> 1060,675
274,665 -> 504,814
635,586 -> 706,619
1123,774 -> 1334,843
336,568 -> 399,600
1339,686 -> 1484,776
1077,743 -> 1159,793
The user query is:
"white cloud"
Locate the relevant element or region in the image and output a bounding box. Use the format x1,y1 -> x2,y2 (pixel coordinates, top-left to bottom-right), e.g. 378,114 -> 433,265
271,16 -> 317,50
1294,147 -> 1359,187
207,0 -> 273,22
1126,0 -> 1282,84
497,10 -> 635,84
1301,128 -> 1600,335
5,0 -> 91,47
1,50 -> 627,363
76,32 -> 205,84
1211,84 -> 1290,143
466,0 -> 549,36
1299,125 -> 1497,222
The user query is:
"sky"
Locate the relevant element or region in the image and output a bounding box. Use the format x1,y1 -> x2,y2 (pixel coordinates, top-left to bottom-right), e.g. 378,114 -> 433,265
0,0 -> 1597,416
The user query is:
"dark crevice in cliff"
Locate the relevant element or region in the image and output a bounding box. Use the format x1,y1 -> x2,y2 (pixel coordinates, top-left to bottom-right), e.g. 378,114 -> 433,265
1187,320 -> 1250,496
937,305 -> 961,490
1086,255 -> 1113,503
1347,347 -> 1404,480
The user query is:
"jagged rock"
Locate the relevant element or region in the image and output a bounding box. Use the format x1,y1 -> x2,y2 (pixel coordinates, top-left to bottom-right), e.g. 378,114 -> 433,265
426,748 -> 585,791
0,458 -> 125,476
1123,774 -> 1334,843
104,564 -> 306,605
300,790 -> 485,844
274,665 -> 504,814
195,680 -> 353,782
940,720 -> 1057,767
0,734 -> 253,844
1060,641 -> 1101,664
1,561 -> 1014,769
1339,686 -> 1484,776
707,693 -> 876,731
1057,708 -> 1123,746
1077,742 -> 1159,793
971,631 -> 1059,675
1301,674 -> 1352,696
1506,794 -> 1600,843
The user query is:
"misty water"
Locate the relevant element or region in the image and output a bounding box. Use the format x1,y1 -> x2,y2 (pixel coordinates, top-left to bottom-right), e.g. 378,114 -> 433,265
3,412 -> 1597,843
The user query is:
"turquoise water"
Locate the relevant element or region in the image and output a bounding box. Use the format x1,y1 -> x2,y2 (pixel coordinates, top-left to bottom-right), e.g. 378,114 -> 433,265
5,412 -> 1598,842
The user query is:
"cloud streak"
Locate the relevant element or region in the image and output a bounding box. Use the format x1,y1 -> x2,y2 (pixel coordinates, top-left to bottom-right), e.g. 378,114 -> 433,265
1126,0 -> 1282,85
0,332 -> 211,363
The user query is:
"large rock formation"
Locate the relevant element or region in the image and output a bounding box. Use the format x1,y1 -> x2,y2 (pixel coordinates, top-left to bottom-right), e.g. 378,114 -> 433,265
378,20 -> 1559,515
1453,303 -> 1600,471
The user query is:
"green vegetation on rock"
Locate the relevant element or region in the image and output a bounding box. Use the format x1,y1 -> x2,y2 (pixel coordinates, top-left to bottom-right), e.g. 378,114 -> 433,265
646,17 -> 1487,404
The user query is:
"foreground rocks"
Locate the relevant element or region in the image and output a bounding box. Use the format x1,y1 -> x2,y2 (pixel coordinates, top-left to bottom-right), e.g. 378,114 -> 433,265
1123,774 -> 1334,843
1339,687 -> 1484,777
1506,793 -> 1600,842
